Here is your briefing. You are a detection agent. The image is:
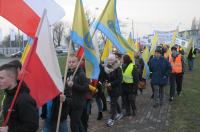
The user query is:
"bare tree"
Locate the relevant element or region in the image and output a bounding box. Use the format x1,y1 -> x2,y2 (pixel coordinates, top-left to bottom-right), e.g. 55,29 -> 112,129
2,35 -> 11,47
85,9 -> 96,27
53,21 -> 65,47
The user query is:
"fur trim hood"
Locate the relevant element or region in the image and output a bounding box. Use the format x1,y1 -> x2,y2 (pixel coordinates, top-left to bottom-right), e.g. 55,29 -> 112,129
104,60 -> 121,74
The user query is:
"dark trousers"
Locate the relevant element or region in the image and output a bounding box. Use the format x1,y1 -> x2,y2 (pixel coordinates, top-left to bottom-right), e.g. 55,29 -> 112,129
151,83 -> 154,97
123,88 -> 136,115
110,95 -> 121,120
170,73 -> 183,97
81,100 -> 91,132
188,59 -> 194,71
95,86 -> 107,112
69,105 -> 85,132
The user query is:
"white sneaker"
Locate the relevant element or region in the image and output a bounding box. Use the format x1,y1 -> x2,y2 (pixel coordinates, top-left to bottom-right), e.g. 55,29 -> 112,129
115,113 -> 123,121
107,119 -> 114,127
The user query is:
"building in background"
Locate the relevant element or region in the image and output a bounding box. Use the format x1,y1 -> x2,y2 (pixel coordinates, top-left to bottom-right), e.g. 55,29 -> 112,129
179,29 -> 200,48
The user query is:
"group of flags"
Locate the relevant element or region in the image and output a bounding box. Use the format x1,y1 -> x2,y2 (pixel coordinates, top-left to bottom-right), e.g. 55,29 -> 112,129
0,0 -> 195,117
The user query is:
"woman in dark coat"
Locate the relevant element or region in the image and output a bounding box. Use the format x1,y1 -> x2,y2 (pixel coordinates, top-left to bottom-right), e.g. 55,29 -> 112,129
104,54 -> 123,127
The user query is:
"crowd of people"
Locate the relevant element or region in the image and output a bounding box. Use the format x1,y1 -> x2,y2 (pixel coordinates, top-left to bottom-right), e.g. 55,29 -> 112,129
0,44 -> 197,132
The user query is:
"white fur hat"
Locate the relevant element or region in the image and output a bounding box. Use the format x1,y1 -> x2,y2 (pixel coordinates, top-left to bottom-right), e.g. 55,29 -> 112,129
107,54 -> 116,62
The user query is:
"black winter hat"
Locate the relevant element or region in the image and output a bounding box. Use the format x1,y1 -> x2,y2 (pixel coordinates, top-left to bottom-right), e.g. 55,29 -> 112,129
155,46 -> 163,54
171,46 -> 177,51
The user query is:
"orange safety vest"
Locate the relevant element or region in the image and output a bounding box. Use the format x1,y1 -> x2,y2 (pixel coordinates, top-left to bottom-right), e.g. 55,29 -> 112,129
169,54 -> 182,73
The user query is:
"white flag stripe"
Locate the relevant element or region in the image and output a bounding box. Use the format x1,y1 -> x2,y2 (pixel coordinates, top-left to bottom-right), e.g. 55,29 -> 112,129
36,11 -> 63,92
24,0 -> 65,25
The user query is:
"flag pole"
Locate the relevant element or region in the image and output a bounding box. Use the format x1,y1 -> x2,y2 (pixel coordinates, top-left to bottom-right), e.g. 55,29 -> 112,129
56,40 -> 72,132
2,9 -> 46,127
55,27 -> 97,131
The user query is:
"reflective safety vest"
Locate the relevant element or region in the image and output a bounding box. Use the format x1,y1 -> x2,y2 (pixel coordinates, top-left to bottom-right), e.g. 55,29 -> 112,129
169,54 -> 182,73
123,63 -> 134,83
192,51 -> 196,58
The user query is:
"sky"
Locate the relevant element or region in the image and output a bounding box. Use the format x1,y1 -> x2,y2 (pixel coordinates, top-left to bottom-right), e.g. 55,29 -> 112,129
0,0 -> 200,39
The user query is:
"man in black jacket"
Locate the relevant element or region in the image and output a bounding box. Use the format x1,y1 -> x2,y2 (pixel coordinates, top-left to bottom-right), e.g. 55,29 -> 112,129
0,63 -> 39,132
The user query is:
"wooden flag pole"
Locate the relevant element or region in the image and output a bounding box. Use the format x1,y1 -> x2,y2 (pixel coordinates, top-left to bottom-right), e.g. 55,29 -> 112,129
56,40 -> 72,132
55,7 -> 100,130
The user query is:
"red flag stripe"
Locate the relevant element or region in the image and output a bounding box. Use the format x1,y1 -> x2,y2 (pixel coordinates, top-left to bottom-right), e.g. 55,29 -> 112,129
24,50 -> 60,106
1,0 -> 40,37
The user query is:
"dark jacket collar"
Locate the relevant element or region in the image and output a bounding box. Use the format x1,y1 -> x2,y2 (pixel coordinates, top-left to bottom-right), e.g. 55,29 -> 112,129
5,81 -> 29,96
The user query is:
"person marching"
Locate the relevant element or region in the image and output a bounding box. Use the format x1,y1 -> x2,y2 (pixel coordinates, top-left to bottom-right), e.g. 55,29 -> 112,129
104,54 -> 123,127
169,46 -> 185,101
188,48 -> 197,71
0,63 -> 39,132
149,47 -> 171,108
122,55 -> 139,117
134,52 -> 144,94
65,54 -> 89,132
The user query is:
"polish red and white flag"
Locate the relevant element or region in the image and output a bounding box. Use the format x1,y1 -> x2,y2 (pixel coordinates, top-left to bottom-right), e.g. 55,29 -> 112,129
0,0 -> 65,37
20,11 -> 63,106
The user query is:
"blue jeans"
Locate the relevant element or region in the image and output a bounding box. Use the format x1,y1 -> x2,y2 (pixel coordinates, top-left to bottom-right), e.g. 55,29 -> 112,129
153,85 -> 164,105
43,119 -> 68,132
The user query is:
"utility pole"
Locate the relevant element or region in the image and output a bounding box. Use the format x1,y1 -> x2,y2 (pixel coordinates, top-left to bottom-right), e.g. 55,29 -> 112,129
131,20 -> 134,39
17,29 -> 21,48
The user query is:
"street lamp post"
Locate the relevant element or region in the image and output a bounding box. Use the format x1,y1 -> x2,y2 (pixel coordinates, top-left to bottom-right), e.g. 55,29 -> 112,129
126,17 -> 134,39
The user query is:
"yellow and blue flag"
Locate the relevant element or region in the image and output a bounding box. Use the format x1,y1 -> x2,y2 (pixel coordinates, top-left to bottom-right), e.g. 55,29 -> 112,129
101,39 -> 112,61
165,31 -> 177,58
93,0 -> 134,57
20,38 -> 33,65
134,41 -> 140,52
142,47 -> 150,79
117,34 -> 135,61
127,32 -> 134,47
186,38 -> 193,56
150,33 -> 158,56
71,0 -> 100,79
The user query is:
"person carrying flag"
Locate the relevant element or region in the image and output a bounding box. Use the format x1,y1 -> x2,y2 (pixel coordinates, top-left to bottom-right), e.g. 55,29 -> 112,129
65,54 -> 89,132
0,63 -> 39,132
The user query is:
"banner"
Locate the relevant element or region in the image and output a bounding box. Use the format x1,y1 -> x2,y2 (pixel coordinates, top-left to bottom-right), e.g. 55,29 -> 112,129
175,36 -> 188,48
155,30 -> 176,44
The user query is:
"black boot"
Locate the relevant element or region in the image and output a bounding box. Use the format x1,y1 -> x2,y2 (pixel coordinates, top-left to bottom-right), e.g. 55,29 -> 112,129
97,112 -> 103,120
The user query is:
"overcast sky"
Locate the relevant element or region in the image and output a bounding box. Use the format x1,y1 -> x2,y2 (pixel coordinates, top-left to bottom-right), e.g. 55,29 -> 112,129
0,0 -> 200,38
